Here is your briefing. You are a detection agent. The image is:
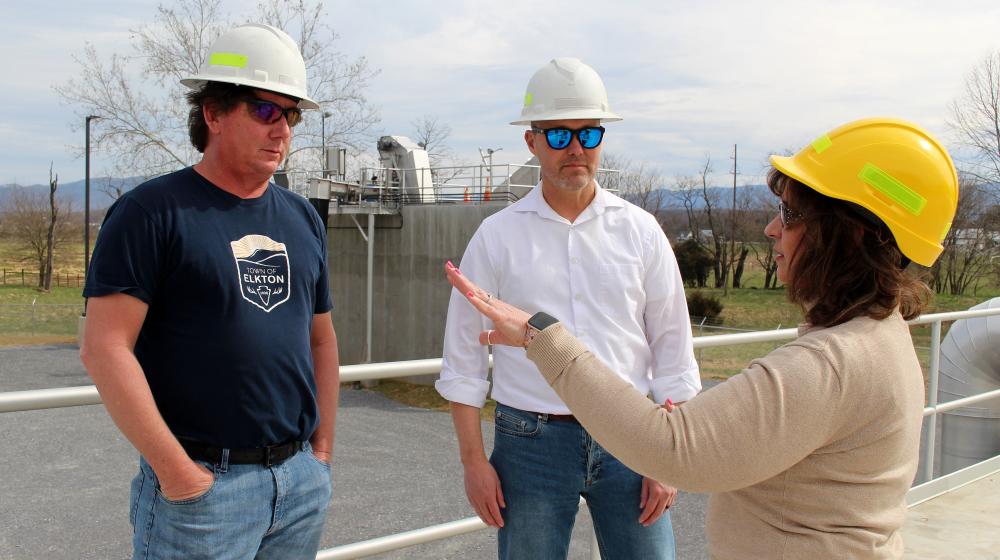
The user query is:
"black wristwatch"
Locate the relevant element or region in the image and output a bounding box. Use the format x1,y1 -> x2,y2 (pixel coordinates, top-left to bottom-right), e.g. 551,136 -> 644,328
523,312 -> 559,348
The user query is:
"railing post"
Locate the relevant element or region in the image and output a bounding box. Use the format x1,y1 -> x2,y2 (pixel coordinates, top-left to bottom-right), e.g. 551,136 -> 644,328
698,316 -> 707,363
922,320 -> 943,483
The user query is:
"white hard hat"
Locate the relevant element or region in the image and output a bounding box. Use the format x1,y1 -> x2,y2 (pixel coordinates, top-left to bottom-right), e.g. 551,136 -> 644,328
511,58 -> 621,126
181,23 -> 318,110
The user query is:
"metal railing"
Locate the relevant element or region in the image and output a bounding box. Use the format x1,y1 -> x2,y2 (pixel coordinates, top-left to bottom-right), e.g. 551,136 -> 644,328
2,307 -> 1000,558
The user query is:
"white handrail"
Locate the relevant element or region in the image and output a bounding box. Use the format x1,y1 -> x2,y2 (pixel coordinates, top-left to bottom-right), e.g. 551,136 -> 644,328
5,305 -> 1000,559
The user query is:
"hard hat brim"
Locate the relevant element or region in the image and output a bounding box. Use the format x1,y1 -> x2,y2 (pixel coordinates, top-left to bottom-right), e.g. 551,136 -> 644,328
181,76 -> 320,110
510,110 -> 622,126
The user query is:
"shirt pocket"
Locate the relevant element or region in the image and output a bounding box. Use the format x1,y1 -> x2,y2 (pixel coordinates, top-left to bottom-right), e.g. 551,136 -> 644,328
599,263 -> 644,322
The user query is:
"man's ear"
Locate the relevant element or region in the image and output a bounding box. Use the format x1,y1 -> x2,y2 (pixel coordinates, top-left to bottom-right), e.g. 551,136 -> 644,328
203,102 -> 224,135
524,129 -> 537,156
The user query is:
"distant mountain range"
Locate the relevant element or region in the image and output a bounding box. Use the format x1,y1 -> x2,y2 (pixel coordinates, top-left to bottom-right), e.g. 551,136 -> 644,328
4,177 -> 996,212
650,181 -> 1000,211
0,176 -> 146,209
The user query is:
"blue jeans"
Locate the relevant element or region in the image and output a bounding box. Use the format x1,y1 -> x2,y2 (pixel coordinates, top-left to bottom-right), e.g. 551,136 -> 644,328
491,404 -> 675,560
130,442 -> 332,560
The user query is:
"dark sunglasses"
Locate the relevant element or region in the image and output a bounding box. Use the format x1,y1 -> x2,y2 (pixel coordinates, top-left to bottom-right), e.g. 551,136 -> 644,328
244,97 -> 303,127
779,200 -> 804,227
531,126 -> 606,150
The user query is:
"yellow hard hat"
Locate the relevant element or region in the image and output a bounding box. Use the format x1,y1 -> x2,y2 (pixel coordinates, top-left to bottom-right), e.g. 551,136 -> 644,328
770,117 -> 958,267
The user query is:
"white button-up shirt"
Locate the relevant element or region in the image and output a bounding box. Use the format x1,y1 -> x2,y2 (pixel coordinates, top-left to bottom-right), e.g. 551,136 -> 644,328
437,182 -> 701,414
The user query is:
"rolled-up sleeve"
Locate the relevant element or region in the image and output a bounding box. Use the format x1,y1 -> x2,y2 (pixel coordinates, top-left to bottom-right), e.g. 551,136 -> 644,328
436,229 -> 496,408
643,228 -> 701,403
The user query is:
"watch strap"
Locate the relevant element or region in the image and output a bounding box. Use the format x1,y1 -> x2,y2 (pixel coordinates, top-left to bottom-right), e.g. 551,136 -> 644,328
523,312 -> 559,347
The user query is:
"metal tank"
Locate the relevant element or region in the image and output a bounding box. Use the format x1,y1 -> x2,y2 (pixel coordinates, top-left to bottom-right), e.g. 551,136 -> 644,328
938,297 -> 1000,474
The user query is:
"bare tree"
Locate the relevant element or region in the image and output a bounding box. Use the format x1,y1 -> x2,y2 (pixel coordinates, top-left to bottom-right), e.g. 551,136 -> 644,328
99,175 -> 139,201
411,115 -> 454,167
600,153 -> 666,218
728,187 -> 764,289
674,156 -> 730,288
748,188 -> 779,289
929,175 -> 998,295
1,185 -> 76,290
56,0 -> 380,178
43,165 -> 59,291
949,50 -> 1000,184
409,114 -> 471,187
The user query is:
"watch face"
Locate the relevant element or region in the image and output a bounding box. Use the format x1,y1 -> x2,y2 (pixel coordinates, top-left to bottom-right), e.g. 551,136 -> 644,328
528,312 -> 559,331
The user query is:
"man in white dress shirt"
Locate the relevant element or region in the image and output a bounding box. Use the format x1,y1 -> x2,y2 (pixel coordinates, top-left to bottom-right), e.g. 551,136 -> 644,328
437,58 -> 700,559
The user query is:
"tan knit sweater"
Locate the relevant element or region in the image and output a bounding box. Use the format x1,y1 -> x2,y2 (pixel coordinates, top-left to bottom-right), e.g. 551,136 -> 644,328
526,311 -> 924,559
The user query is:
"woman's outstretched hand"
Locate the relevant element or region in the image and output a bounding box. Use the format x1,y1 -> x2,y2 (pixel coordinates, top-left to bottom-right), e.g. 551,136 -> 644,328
445,260 -> 532,348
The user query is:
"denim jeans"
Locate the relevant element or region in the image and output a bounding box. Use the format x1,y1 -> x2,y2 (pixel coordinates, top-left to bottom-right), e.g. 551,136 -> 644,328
491,404 -> 675,560
130,442 -> 332,560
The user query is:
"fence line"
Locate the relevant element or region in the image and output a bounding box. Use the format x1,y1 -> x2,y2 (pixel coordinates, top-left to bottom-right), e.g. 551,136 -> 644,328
1,269 -> 85,288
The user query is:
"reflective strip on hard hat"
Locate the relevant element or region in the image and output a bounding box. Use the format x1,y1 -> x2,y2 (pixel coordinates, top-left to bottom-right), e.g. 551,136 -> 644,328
524,93 -> 533,106
857,163 -> 926,216
209,52 -> 248,68
812,135 -> 833,154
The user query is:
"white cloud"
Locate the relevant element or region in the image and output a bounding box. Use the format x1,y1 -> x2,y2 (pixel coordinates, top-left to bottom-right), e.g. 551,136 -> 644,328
5,0 -> 1000,184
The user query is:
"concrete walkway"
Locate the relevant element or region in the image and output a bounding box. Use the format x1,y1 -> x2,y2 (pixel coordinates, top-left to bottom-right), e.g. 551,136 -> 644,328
0,344 -> 710,559
903,473 -> 1000,560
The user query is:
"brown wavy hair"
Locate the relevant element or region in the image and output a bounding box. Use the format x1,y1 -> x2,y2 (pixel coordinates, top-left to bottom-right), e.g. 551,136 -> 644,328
186,82 -> 246,153
768,169 -> 930,327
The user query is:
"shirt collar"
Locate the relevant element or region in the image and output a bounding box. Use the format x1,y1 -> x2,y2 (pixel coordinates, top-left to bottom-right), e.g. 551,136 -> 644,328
514,179 -> 625,224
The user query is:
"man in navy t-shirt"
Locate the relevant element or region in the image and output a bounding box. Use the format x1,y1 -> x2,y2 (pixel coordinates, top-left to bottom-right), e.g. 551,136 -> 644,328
80,24 -> 340,559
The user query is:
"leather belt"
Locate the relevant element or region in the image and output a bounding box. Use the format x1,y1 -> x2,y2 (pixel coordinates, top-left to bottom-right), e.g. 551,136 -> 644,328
179,438 -> 303,467
539,412 -> 579,423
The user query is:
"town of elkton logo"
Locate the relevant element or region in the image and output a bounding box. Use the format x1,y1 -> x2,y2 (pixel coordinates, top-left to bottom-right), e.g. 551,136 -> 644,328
231,234 -> 291,312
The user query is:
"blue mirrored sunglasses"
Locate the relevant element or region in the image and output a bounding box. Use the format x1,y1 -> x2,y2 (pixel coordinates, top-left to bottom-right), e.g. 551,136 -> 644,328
244,97 -> 303,127
779,200 -> 804,226
531,126 -> 606,150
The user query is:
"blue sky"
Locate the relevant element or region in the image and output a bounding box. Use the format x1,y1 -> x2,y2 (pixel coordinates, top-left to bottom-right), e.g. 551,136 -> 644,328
3,0 -> 999,186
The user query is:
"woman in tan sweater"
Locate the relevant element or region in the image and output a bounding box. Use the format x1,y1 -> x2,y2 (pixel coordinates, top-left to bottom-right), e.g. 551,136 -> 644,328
444,117 -> 959,559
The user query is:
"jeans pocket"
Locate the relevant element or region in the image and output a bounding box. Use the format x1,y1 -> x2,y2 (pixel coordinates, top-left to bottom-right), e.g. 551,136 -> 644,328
495,408 -> 542,438
156,461 -> 218,506
129,468 -> 146,531
305,450 -> 332,470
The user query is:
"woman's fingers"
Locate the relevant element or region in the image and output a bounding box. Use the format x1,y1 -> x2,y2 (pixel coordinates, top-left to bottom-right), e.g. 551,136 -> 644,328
445,261 -> 473,292
445,260 -> 530,348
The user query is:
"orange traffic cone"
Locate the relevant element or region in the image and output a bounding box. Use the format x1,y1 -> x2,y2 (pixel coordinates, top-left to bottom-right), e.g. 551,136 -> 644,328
464,187 -> 471,202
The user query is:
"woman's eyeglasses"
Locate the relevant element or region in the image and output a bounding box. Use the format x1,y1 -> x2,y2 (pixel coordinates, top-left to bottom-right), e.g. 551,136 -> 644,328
778,200 -> 805,227
244,98 -> 303,127
779,200 -> 804,227
531,126 -> 606,150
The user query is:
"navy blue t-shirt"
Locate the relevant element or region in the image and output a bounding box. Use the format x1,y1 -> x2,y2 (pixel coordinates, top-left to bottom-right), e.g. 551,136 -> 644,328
84,167 -> 333,448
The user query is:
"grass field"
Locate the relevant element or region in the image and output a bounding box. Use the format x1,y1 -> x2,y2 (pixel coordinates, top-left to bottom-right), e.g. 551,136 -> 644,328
0,235 -> 88,280
0,235 -> 90,345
